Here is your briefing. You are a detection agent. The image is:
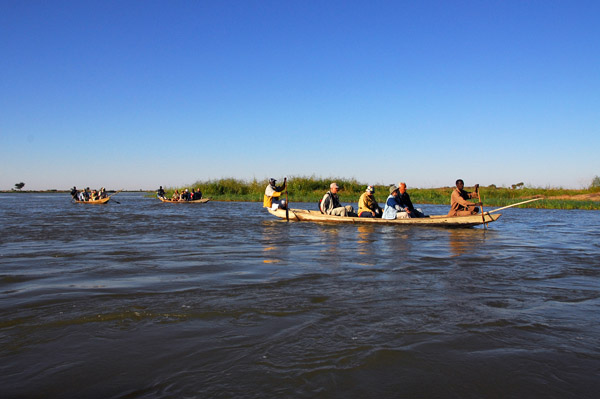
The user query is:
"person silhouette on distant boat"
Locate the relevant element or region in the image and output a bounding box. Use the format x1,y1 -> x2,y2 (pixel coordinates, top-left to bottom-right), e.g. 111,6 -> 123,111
192,188 -> 202,200
157,186 -> 165,199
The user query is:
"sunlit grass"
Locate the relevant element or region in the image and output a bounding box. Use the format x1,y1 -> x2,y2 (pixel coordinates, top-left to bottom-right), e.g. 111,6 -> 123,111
162,177 -> 600,210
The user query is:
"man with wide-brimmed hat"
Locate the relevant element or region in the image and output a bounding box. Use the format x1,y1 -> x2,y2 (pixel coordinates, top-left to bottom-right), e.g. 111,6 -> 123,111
382,184 -> 410,220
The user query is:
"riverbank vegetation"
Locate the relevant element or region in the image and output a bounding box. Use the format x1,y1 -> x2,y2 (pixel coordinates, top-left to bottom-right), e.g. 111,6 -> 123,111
163,176 -> 600,210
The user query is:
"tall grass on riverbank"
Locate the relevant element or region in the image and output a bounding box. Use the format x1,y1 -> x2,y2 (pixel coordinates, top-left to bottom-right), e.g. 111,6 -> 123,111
163,177 -> 600,210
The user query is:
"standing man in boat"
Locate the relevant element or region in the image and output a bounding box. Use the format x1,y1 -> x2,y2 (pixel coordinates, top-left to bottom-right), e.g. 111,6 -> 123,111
70,186 -> 79,200
357,185 -> 383,218
382,185 -> 410,219
398,182 -> 426,218
448,179 -> 481,216
264,178 -> 287,210
157,186 -> 166,199
321,182 -> 355,217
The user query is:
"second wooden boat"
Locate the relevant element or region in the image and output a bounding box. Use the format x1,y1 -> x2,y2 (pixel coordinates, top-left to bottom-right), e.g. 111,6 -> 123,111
74,189 -> 122,204
158,197 -> 210,203
75,196 -> 111,204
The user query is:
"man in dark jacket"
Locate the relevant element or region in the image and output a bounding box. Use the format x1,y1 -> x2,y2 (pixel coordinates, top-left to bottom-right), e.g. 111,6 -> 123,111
398,182 -> 426,218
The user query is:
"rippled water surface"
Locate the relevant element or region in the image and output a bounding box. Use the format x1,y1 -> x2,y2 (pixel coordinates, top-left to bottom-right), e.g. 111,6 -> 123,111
1,193 -> 599,398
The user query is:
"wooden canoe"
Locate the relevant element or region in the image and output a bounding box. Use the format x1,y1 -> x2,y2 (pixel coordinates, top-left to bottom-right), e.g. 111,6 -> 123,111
74,196 -> 111,204
74,189 -> 122,204
267,208 -> 500,227
158,197 -> 210,203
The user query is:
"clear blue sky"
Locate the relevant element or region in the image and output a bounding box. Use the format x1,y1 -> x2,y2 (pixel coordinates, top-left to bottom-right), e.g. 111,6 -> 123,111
2,0 -> 599,190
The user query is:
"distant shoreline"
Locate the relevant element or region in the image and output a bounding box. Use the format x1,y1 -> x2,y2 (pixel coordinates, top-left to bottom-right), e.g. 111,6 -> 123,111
3,187 -> 599,210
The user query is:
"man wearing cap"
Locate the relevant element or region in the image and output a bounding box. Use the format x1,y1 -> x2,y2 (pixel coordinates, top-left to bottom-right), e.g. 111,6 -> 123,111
263,178 -> 287,210
321,182 -> 355,216
382,185 -> 410,219
448,179 -> 480,216
357,185 -> 383,218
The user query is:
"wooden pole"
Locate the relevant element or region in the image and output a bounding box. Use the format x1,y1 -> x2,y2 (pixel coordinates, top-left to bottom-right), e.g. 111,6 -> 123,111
477,185 -> 486,229
284,177 -> 289,222
486,198 -> 542,214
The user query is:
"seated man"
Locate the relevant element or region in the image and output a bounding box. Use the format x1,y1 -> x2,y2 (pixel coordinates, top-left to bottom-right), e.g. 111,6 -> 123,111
398,182 -> 426,218
192,188 -> 202,200
263,178 -> 287,210
382,185 -> 410,220
357,185 -> 382,218
448,179 -> 480,216
321,182 -> 355,216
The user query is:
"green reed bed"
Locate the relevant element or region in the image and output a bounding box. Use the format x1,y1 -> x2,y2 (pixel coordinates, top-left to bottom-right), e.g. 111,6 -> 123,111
161,177 -> 600,210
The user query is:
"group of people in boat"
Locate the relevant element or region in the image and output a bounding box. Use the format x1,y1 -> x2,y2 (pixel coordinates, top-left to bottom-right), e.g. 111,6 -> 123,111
264,178 -> 481,219
70,186 -> 108,202
157,186 -> 203,202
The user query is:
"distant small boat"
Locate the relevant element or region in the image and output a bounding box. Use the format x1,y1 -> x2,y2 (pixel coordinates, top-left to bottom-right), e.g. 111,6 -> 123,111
158,197 -> 210,203
267,208 -> 500,227
75,197 -> 111,204
74,190 -> 122,204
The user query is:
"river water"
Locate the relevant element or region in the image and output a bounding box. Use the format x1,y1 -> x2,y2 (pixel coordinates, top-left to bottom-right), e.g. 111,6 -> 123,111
1,192 -> 599,398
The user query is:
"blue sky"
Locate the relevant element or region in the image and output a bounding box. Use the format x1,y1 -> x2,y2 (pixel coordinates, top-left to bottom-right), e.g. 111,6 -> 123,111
1,0 -> 599,190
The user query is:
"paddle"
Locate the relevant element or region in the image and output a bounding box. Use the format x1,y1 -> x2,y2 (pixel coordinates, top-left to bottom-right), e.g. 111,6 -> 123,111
476,185 -> 486,229
486,198 -> 542,214
109,189 -> 123,204
284,177 -> 289,222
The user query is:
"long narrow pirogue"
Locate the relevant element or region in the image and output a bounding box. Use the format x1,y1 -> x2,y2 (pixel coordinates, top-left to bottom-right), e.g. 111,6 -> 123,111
267,208 -> 500,227
158,197 -> 210,203
267,198 -> 541,227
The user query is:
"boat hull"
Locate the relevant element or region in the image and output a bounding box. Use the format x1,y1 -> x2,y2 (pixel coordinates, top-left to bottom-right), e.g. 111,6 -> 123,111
158,197 -> 210,203
267,208 -> 500,227
74,197 -> 111,204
